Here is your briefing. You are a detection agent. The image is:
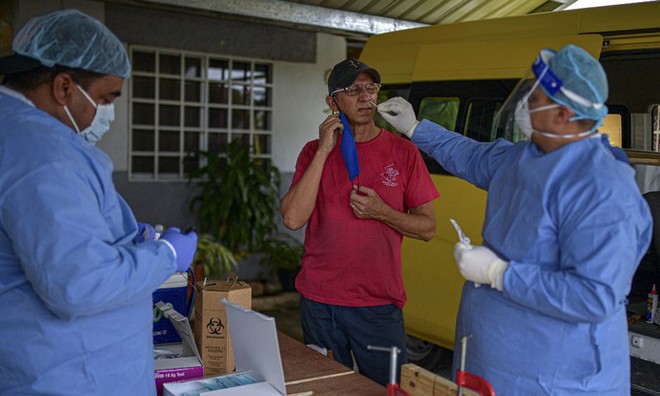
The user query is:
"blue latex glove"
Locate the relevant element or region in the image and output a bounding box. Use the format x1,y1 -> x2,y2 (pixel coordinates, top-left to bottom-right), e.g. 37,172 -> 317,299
134,222 -> 156,243
160,227 -> 199,272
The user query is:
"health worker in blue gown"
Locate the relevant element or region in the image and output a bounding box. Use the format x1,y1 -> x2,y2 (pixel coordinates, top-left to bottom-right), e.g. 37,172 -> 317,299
0,9 -> 198,395
377,44 -> 652,395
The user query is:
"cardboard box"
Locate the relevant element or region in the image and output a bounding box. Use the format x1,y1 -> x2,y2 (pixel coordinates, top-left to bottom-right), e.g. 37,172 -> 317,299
164,300 -> 286,396
193,275 -> 252,376
154,301 -> 204,396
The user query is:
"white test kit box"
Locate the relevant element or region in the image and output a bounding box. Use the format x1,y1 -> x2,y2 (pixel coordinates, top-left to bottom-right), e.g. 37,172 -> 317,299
163,300 -> 286,395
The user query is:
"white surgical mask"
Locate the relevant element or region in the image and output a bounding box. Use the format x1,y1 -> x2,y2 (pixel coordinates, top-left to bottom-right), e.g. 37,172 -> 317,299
63,84 -> 115,144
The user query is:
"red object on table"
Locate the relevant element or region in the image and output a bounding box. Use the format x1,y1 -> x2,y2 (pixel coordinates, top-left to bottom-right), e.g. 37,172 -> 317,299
456,370 -> 496,396
387,383 -> 410,396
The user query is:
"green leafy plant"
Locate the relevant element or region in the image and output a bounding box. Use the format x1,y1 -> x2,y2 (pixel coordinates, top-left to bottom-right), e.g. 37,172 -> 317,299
257,233 -> 304,275
193,233 -> 237,278
188,141 -> 282,259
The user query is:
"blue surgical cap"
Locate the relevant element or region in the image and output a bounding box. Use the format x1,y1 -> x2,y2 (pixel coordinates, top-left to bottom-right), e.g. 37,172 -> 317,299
537,44 -> 608,123
12,9 -> 131,79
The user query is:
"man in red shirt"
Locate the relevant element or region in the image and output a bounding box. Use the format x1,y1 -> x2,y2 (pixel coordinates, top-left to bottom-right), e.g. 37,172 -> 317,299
280,58 -> 439,385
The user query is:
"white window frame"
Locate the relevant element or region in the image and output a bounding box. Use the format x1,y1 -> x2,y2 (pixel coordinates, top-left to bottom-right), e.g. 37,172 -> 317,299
128,45 -> 274,181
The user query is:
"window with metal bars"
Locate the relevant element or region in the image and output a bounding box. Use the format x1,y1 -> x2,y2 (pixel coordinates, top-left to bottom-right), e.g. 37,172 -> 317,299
129,46 -> 273,181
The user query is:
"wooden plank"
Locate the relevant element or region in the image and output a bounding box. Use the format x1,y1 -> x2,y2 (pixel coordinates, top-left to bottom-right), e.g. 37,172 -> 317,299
401,363 -> 478,396
401,363 -> 435,395
278,331 -> 386,394
278,331 -> 354,383
286,372 -> 385,396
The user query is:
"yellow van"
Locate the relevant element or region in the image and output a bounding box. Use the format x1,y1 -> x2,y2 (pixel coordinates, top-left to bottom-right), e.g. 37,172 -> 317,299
360,1 -> 660,372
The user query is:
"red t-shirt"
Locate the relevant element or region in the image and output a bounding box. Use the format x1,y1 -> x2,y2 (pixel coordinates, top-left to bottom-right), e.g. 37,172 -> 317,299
290,130 -> 439,308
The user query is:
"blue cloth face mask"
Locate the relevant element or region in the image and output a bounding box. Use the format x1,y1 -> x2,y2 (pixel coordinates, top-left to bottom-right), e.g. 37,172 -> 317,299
63,84 -> 115,144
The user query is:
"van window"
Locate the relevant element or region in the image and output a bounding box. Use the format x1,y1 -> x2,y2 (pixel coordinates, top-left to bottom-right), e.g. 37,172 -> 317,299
601,113 -> 622,147
496,112 -> 525,143
465,99 -> 503,142
653,105 -> 660,152
419,97 -> 459,131
375,86 -> 410,134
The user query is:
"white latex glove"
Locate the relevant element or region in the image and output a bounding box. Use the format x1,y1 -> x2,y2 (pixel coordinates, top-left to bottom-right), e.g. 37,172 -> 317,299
453,243 -> 509,291
377,97 -> 419,138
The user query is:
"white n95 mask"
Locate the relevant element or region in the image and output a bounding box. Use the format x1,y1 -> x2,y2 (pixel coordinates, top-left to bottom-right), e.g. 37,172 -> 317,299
514,99 -> 559,139
515,99 -> 598,140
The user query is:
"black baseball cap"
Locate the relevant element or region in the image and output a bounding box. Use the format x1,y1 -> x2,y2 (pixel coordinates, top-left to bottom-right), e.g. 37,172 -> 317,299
327,58 -> 381,95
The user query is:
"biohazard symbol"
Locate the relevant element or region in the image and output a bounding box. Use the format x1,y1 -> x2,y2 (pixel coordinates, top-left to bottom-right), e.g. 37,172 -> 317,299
348,59 -> 361,69
207,317 -> 225,335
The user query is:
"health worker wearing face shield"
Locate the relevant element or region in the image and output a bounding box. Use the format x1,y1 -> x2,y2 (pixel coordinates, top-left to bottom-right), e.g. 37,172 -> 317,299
0,9 -> 197,395
377,45 -> 652,395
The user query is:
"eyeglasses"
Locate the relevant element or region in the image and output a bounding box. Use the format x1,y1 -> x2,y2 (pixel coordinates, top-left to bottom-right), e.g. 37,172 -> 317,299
331,83 -> 381,97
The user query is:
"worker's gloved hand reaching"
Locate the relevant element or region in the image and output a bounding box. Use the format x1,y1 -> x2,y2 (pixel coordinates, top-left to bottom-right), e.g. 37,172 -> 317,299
453,243 -> 509,291
377,97 -> 419,138
160,227 -> 198,272
134,222 -> 156,244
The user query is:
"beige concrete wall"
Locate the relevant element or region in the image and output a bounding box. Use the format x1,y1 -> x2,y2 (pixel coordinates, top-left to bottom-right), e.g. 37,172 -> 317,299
272,33 -> 346,173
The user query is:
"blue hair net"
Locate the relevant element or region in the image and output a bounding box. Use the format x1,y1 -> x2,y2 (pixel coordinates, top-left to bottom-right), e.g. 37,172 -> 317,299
538,44 -> 608,123
12,9 -> 131,79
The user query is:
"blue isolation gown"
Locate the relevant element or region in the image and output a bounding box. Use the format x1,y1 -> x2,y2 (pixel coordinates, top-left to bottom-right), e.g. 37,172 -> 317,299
0,89 -> 177,395
412,120 -> 652,395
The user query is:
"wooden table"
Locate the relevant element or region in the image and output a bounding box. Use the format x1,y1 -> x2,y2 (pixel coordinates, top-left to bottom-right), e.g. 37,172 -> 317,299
278,331 -> 386,395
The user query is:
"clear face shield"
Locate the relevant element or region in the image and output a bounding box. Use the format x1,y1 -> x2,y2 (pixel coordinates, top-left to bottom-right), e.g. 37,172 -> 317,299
492,77 -> 535,142
493,48 -> 604,142
492,49 -> 559,142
